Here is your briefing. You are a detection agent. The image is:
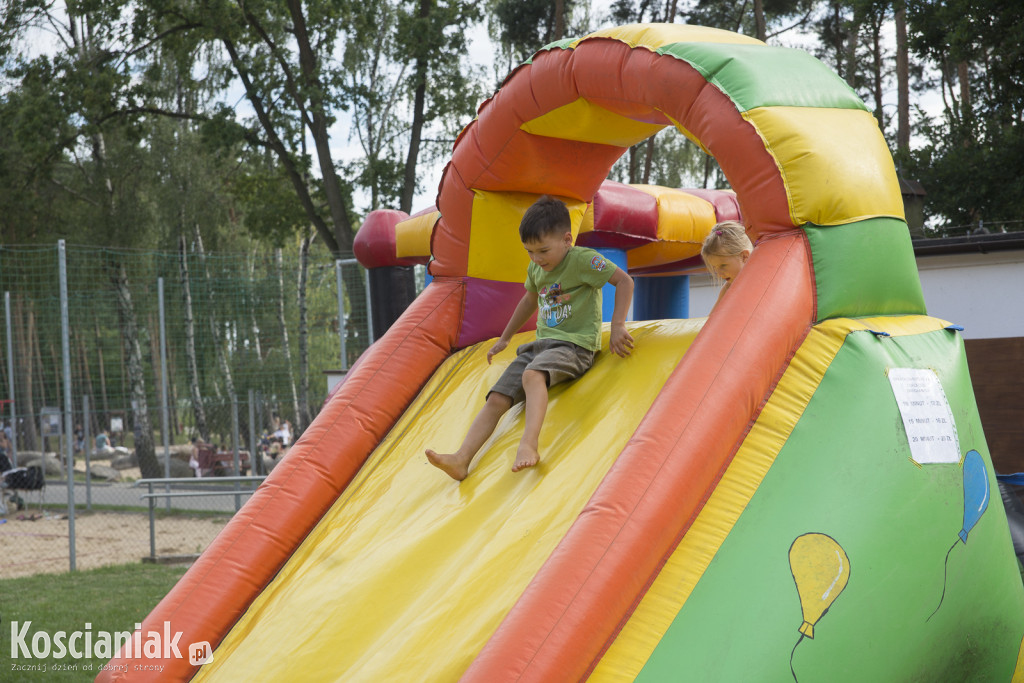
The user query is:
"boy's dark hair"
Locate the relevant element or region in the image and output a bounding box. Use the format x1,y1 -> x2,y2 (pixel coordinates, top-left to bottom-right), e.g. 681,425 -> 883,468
519,195 -> 571,242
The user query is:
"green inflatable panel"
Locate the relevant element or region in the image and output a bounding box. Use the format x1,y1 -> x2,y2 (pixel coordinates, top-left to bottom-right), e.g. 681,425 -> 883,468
637,325 -> 1024,682
806,219 -> 928,321
656,42 -> 867,112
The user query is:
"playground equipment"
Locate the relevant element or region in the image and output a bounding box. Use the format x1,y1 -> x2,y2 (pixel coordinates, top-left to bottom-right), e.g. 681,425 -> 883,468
100,23 -> 1024,682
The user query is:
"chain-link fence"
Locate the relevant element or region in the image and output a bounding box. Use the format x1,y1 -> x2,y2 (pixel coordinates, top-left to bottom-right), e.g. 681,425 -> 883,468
0,241 -> 375,577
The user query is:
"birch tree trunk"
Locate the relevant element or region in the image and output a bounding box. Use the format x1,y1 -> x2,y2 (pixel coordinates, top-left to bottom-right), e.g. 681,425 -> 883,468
14,297 -> 38,451
194,226 -> 235,407
248,249 -> 263,360
109,260 -> 160,478
179,234 -> 209,441
275,249 -> 301,427
94,319 -> 110,425
296,231 -> 313,433
77,337 -> 99,437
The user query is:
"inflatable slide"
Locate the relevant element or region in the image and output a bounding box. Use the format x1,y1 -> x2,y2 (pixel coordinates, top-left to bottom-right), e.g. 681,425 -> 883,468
101,23 -> 1024,682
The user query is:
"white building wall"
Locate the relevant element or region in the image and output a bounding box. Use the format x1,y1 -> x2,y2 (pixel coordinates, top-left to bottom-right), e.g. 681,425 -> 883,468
683,249 -> 1024,340
688,274 -> 718,320
914,251 -> 1024,340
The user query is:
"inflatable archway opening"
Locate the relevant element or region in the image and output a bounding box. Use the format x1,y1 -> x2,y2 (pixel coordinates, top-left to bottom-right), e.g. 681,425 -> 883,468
423,22 -> 922,348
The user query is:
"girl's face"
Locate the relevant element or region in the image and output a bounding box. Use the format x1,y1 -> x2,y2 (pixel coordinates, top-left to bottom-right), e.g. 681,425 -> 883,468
704,250 -> 750,284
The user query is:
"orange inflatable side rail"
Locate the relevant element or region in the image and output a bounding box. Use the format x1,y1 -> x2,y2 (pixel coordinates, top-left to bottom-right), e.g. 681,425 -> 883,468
463,233 -> 815,681
96,280 -> 464,683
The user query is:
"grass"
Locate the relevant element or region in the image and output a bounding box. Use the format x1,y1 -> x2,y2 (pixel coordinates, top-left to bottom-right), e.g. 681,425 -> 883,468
0,563 -> 188,681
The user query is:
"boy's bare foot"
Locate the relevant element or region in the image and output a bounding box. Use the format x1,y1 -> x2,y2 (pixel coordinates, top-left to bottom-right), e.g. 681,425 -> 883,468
512,444 -> 540,472
426,449 -> 469,481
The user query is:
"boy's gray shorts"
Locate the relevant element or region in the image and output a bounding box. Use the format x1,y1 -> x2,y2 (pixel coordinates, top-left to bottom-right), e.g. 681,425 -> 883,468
489,338 -> 595,404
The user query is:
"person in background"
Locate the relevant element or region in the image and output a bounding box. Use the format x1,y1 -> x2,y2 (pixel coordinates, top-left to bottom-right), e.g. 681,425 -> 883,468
73,423 -> 85,456
189,436 -> 204,478
273,421 -> 292,447
96,429 -> 113,454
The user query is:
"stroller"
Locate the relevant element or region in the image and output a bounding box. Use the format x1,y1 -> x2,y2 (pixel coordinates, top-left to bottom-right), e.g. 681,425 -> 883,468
0,450 -> 45,514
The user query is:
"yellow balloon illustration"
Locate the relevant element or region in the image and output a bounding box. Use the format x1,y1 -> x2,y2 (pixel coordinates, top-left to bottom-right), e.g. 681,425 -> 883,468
789,533 -> 851,639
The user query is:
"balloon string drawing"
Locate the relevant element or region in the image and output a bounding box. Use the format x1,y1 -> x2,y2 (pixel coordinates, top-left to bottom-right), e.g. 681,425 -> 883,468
927,449 -> 990,622
788,533 -> 851,682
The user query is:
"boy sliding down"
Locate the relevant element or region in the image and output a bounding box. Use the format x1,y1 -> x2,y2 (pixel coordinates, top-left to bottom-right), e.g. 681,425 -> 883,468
426,196 -> 634,481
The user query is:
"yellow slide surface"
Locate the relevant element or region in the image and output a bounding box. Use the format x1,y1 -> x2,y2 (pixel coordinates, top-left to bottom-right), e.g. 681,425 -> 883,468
192,318 -> 702,682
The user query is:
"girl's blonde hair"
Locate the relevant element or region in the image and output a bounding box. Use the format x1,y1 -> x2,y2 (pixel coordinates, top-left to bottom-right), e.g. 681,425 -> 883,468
701,220 -> 753,259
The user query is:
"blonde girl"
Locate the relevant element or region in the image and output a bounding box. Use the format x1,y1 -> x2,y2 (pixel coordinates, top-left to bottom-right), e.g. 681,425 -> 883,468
701,220 -> 753,308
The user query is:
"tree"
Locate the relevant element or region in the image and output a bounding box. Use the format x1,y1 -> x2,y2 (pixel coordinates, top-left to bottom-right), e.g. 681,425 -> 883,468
489,0 -> 587,72
397,0 -> 482,213
0,0 -> 169,477
135,0 -> 354,255
178,234 -> 209,441
340,0 -> 483,214
340,0 -> 408,212
894,0 -> 910,154
296,229 -> 315,432
685,0 -> 816,41
143,40 -> 239,441
904,0 -> 1024,229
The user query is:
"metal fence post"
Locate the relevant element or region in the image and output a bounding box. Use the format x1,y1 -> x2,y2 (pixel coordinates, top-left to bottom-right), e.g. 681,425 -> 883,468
58,240 -> 76,571
158,277 -> 171,512
147,480 -> 156,561
248,389 -> 258,476
335,259 -> 347,371
5,291 -> 17,466
83,395 -> 92,511
364,266 -> 374,344
232,396 -> 241,511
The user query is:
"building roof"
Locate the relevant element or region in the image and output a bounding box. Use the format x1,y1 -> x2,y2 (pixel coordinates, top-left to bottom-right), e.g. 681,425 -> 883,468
913,231 -> 1024,256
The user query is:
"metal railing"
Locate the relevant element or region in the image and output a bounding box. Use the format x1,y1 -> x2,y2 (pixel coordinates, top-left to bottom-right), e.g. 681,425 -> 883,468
135,476 -> 267,561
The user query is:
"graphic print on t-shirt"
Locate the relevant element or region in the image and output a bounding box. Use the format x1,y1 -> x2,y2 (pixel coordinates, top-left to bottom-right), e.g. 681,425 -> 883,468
539,283 -> 571,328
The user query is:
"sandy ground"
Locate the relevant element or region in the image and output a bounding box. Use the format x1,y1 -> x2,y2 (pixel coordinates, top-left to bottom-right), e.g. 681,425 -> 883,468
0,510 -> 230,579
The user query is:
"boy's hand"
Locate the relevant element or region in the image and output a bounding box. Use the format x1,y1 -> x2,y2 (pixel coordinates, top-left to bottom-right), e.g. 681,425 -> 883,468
487,339 -> 509,364
609,323 -> 634,357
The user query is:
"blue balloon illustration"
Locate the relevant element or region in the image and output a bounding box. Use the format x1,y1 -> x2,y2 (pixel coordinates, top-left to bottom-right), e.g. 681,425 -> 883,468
959,449 -> 990,543
928,449 -> 991,622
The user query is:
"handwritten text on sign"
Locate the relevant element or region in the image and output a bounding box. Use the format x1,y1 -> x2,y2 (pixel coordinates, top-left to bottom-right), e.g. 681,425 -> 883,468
888,367 -> 960,464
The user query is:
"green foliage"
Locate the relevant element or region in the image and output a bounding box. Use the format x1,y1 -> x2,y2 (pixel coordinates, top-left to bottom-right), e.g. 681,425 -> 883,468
904,0 -> 1024,229
1,0 -> 1021,258
609,127 -> 724,189
684,0 -> 816,38
231,163 -> 321,247
0,61 -> 71,243
399,0 -> 485,129
491,0 -> 580,63
902,119 -> 1024,231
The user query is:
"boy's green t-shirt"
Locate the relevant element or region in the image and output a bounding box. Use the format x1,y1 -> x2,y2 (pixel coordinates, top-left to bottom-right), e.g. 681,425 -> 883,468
525,246 -> 617,351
